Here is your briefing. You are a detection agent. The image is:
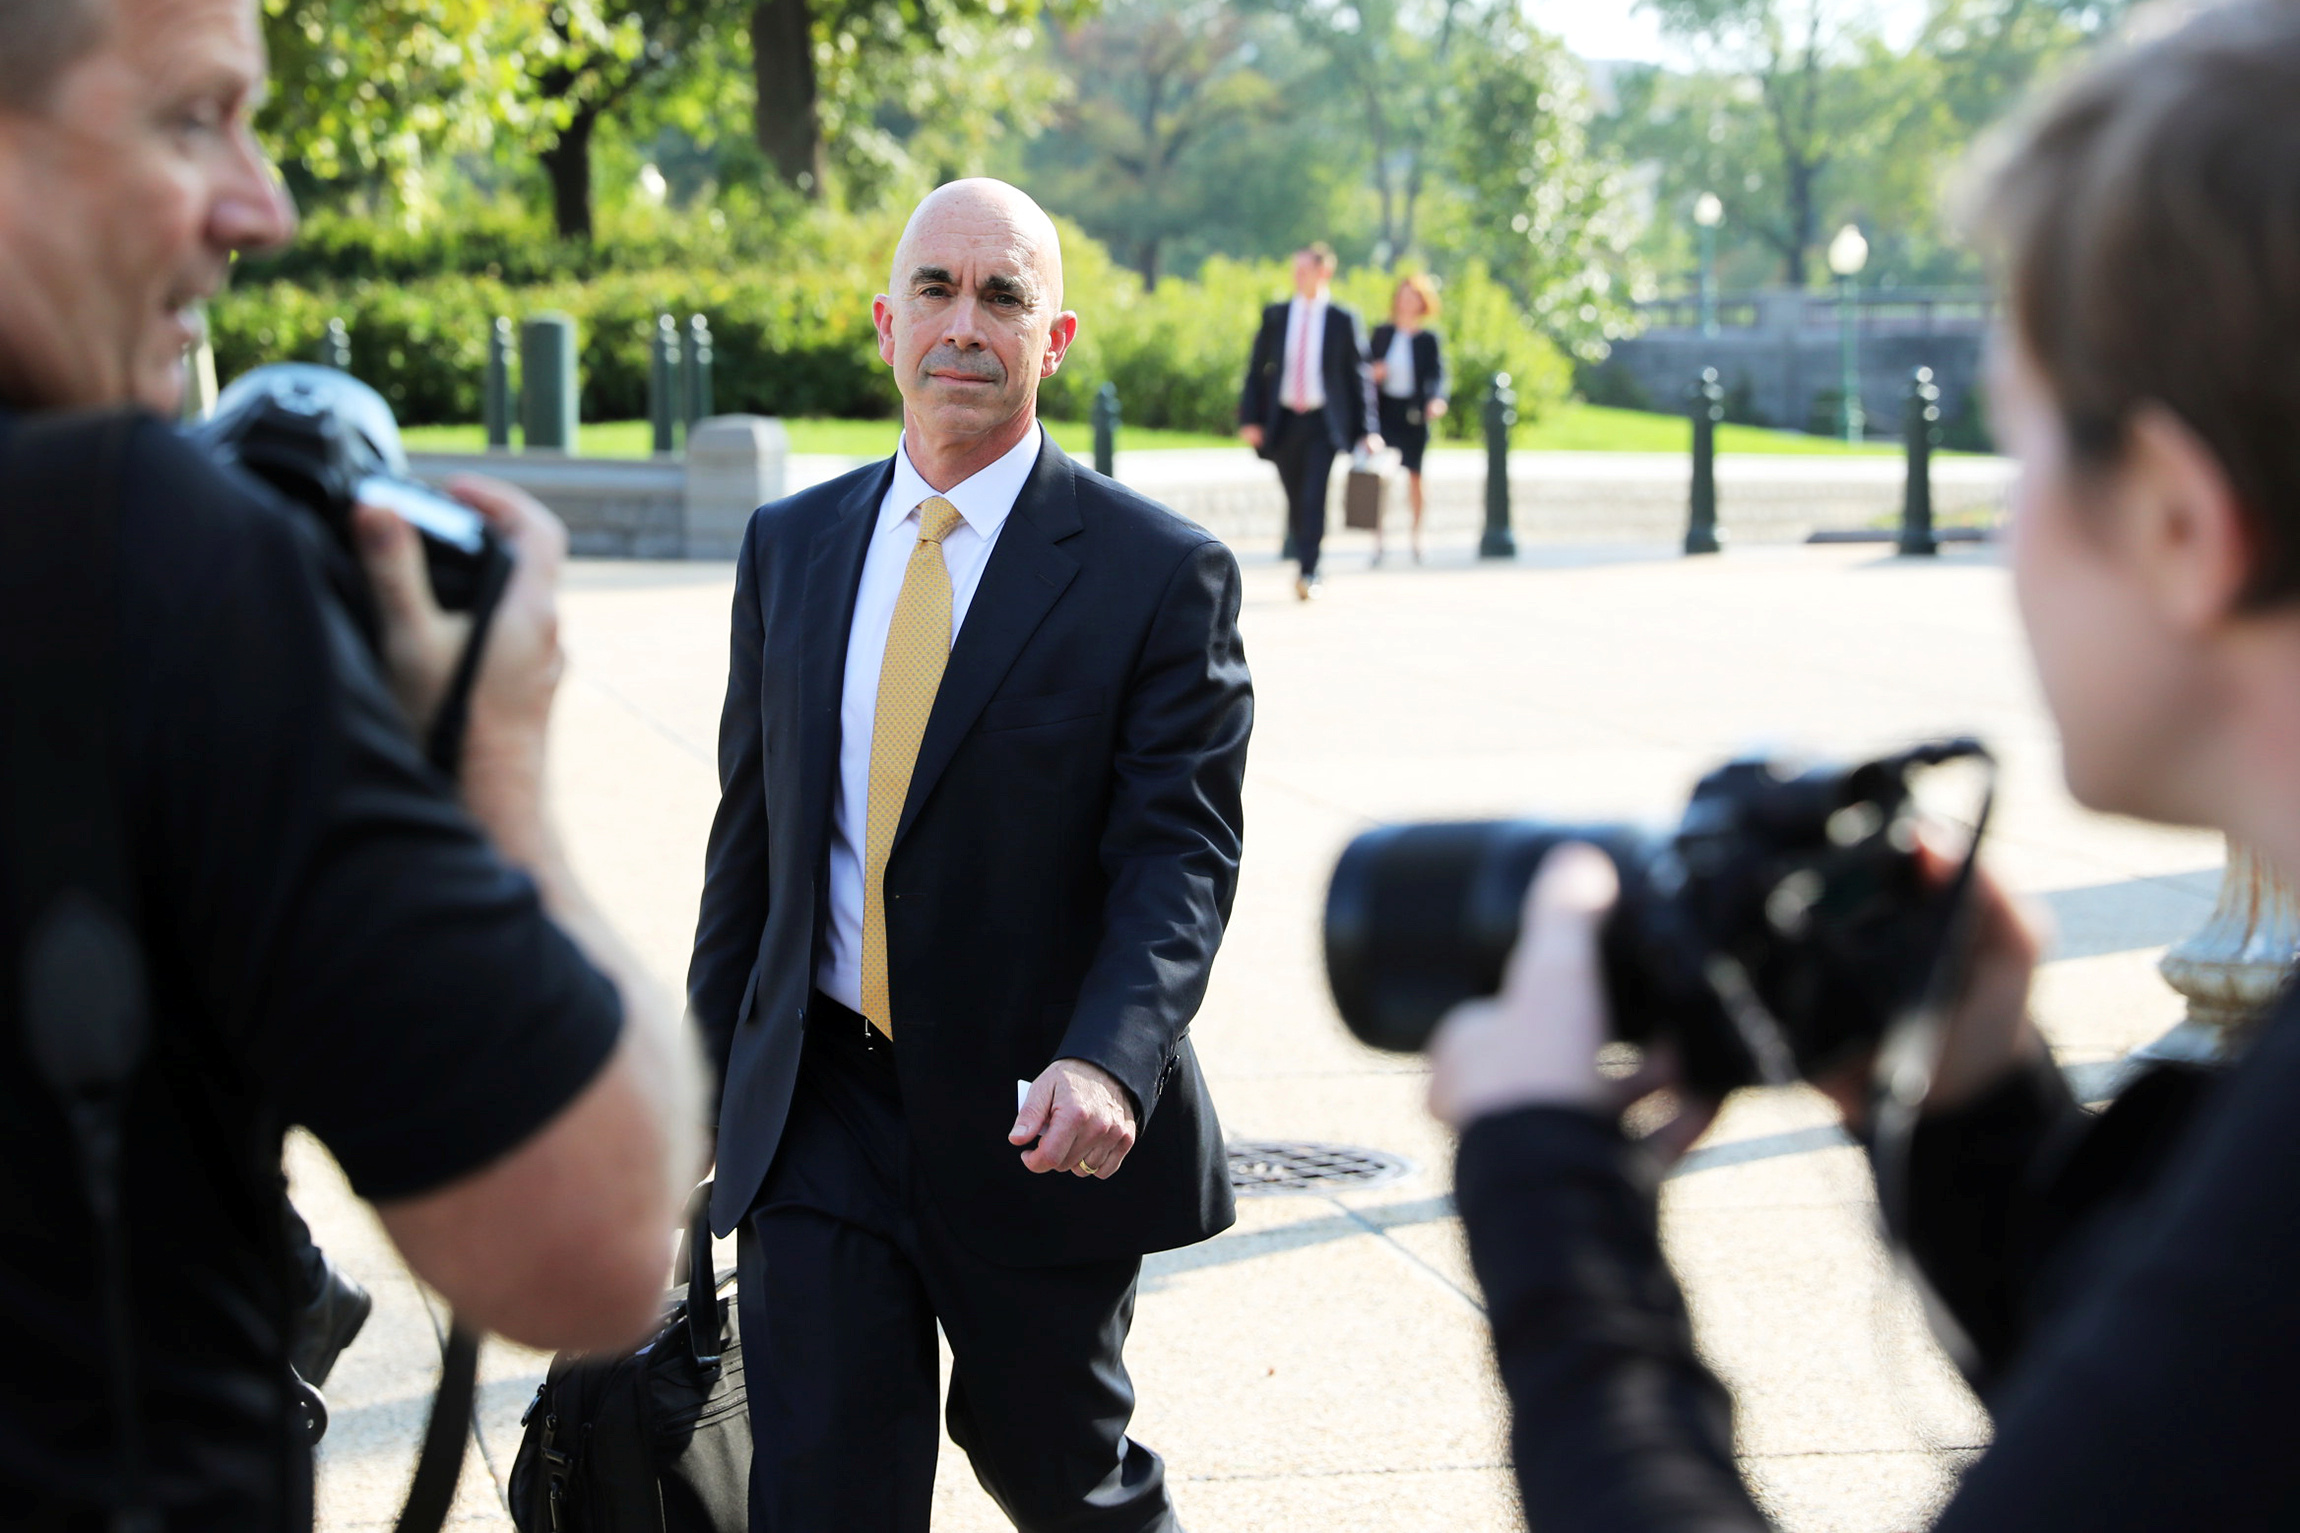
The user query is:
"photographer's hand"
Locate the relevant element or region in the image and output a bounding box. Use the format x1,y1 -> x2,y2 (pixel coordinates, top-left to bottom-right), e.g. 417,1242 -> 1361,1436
438,475 -> 567,862
1812,850 -> 2047,1131
354,497 -> 473,738
1427,845 -> 1715,1157
357,475 -> 569,862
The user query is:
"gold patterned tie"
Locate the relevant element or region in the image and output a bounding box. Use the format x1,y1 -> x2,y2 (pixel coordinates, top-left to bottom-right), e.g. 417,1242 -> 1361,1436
859,495 -> 967,1036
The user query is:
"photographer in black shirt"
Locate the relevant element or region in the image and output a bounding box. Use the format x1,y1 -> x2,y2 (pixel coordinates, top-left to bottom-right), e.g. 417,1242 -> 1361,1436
1429,5 -> 2300,1527
0,2 -> 703,1528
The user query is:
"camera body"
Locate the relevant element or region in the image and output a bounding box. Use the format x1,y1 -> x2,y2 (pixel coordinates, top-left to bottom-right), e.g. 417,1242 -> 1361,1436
200,364 -> 510,617
1323,740 -> 1987,1096
199,364 -> 516,775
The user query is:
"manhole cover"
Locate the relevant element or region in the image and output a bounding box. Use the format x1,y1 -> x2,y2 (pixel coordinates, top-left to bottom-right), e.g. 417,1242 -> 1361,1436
1226,1140 -> 1412,1195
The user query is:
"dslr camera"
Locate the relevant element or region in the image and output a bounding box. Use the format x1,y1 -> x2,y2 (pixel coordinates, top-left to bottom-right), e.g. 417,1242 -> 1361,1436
200,364 -> 514,774
1322,739 -> 1991,1095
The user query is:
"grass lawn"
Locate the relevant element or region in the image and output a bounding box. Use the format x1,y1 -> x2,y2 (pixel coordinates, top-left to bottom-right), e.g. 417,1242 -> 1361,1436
398,402 -> 1927,460
1495,401 -> 1905,455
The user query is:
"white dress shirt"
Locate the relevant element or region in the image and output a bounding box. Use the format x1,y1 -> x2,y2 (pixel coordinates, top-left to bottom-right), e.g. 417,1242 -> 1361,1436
815,423 -> 1044,1012
1381,327 -> 1418,399
1281,294 -> 1330,412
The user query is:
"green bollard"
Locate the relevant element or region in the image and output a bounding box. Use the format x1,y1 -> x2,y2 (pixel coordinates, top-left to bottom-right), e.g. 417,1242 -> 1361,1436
1092,382 -> 1120,478
483,317 -> 515,450
317,317 -> 351,372
684,315 -> 714,426
649,314 -> 682,456
1480,372 -> 1518,559
1686,368 -> 1723,555
521,312 -> 579,454
1900,367 -> 1941,557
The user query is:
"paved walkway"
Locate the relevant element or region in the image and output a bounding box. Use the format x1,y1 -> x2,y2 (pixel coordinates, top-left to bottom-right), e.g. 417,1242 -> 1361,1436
299,529 -> 2219,1532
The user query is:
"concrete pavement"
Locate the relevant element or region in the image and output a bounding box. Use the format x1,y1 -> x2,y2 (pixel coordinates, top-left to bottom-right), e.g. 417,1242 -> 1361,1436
298,527 -> 2217,1532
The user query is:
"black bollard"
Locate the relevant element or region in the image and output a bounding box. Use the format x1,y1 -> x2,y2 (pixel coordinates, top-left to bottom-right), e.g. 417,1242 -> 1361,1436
649,314 -> 682,457
684,315 -> 714,426
1685,368 -> 1723,555
317,317 -> 351,372
483,317 -> 514,450
1480,372 -> 1518,559
1092,382 -> 1120,478
1900,367 -> 1941,557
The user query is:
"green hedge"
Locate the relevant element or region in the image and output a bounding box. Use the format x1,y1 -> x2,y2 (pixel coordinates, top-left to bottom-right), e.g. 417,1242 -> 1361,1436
209,221 -> 1572,435
211,267 -> 896,426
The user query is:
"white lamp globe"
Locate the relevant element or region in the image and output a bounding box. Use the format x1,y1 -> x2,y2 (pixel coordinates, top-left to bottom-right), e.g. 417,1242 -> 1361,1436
1826,222 -> 1869,277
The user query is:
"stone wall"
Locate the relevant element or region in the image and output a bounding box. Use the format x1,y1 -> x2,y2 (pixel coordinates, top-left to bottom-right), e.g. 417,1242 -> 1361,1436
406,414 -> 786,559
1595,289 -> 1991,440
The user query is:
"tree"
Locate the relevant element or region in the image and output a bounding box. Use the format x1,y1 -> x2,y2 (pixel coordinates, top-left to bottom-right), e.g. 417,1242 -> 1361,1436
749,0 -> 1083,202
1431,7 -> 1639,355
529,0 -> 732,240
1595,0 -> 2128,294
1258,0 -> 1475,268
258,0 -> 532,203
1031,0 -> 1278,286
1639,0 -> 1872,287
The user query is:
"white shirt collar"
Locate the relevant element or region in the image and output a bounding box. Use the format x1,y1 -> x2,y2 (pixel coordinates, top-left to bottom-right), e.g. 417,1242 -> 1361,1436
884,422 -> 1044,539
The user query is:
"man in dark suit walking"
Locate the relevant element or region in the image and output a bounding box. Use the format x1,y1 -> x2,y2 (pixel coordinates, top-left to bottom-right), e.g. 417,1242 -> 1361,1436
688,178 -> 1253,1532
1237,242 -> 1381,600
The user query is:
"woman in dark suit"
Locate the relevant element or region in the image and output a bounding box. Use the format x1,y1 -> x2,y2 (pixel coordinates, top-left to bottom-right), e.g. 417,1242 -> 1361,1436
1369,273 -> 1450,564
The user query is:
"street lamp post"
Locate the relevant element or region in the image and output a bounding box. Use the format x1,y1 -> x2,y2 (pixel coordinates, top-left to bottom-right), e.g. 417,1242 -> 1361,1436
1827,223 -> 1869,443
1694,193 -> 1723,340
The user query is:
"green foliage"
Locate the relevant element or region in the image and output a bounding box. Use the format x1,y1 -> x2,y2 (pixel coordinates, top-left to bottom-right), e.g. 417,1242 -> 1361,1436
816,4 -> 1068,207
1046,243 -> 1570,436
1429,8 -> 1640,358
236,199 -> 797,285
1027,0 -> 1284,287
1594,0 -> 2129,291
209,257 -> 897,427
208,220 -> 1568,437
259,0 -> 534,197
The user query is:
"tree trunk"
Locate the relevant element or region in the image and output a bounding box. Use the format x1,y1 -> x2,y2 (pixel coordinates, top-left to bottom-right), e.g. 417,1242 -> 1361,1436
1783,156 -> 1813,288
542,106 -> 598,242
753,0 -> 825,197
1136,238 -> 1161,291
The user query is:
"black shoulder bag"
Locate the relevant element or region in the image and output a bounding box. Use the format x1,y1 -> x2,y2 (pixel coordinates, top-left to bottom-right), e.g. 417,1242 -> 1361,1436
0,411 -> 475,1533
508,1182 -> 749,1533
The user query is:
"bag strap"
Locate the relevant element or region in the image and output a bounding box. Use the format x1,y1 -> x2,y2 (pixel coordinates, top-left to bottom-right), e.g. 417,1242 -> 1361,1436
674,1181 -> 721,1367
1,409 -> 158,1533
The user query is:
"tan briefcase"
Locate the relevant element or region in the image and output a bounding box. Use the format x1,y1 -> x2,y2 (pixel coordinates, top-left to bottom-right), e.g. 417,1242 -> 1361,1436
1343,465 -> 1385,531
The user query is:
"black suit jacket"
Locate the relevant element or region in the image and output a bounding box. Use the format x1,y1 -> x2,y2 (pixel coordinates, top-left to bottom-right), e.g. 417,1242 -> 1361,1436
1367,325 -> 1450,419
688,434 -> 1251,1265
1238,299 -> 1378,454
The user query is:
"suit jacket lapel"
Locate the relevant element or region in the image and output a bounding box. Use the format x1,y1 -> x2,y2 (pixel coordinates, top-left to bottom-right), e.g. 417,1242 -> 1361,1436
793,460 -> 891,868
894,435 -> 1083,849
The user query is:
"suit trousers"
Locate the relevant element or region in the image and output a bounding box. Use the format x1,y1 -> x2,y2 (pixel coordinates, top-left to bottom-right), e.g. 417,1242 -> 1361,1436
736,999 -> 1178,1533
1270,408 -> 1336,578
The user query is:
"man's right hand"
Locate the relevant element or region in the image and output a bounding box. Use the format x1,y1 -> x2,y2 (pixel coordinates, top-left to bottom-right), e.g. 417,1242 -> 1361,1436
1238,424 -> 1264,451
354,475 -> 568,861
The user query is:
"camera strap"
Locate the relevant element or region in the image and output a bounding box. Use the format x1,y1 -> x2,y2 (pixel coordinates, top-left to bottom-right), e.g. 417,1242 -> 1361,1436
1864,752 -> 2000,1379
0,409 -> 159,1533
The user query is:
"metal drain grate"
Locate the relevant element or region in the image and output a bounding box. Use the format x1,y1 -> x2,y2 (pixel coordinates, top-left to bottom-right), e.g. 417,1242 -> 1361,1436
1226,1140 -> 1412,1195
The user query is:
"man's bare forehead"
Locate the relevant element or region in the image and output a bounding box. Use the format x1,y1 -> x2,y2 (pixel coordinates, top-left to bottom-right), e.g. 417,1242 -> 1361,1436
112,0 -> 269,94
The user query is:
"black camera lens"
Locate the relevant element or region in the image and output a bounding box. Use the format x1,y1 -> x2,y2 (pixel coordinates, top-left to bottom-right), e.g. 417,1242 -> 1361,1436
1319,740 -> 1992,1096
1323,821 -> 1638,1053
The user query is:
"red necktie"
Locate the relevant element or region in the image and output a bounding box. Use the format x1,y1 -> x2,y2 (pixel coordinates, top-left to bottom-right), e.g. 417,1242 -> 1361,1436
1285,304 -> 1313,412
